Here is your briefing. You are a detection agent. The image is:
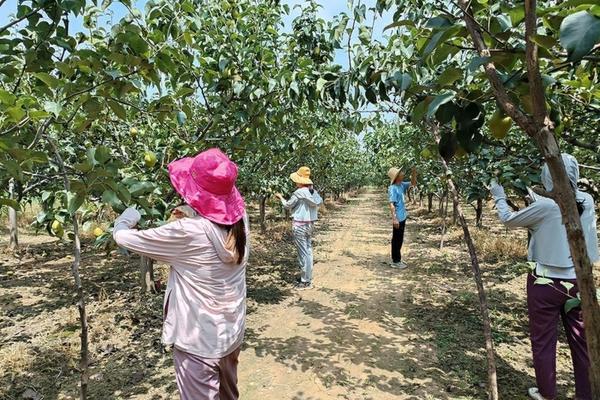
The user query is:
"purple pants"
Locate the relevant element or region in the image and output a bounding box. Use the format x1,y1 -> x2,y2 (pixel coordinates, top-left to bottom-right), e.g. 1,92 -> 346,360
527,274 -> 591,400
173,346 -> 240,400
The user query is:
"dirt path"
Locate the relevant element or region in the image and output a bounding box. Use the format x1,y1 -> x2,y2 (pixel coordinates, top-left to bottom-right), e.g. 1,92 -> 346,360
239,190 -> 491,400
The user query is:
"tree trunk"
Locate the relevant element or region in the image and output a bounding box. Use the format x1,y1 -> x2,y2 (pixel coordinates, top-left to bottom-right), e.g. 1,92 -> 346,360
447,174 -> 498,400
430,125 -> 498,399
8,179 -> 18,249
140,255 -> 156,294
47,137 -> 89,400
459,1 -> 600,393
476,198 -> 484,228
259,195 -> 267,233
440,192 -> 449,250
453,199 -> 458,225
428,193 -> 433,213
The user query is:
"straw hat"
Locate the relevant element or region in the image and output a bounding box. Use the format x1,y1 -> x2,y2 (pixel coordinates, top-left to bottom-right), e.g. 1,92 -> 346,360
290,166 -> 313,185
167,148 -> 245,225
387,167 -> 403,183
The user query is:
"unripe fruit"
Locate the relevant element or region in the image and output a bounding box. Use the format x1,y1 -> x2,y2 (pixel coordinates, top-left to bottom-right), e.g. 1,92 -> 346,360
93,227 -> 104,237
144,151 -> 157,168
51,220 -> 64,237
130,127 -> 138,137
489,110 -> 513,139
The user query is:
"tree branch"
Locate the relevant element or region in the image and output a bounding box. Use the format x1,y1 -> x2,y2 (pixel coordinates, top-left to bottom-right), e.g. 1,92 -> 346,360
447,0 -> 507,47
62,69 -> 140,103
562,134 -> 597,151
0,117 -> 30,136
524,0 -> 548,127
0,4 -> 45,35
457,0 -> 535,136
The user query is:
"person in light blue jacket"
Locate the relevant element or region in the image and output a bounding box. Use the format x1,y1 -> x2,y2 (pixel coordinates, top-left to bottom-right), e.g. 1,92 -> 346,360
490,154 -> 598,400
276,166 -> 323,290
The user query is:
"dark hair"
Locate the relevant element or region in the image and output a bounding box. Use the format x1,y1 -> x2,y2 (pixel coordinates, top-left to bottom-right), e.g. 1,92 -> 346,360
301,184 -> 315,195
577,199 -> 585,216
218,218 -> 246,264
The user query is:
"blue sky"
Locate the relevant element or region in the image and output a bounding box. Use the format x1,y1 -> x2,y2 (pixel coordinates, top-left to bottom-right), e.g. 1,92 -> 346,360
0,0 -> 393,69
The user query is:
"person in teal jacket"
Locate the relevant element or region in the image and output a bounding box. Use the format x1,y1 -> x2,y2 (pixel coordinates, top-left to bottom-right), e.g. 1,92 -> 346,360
387,166 -> 417,269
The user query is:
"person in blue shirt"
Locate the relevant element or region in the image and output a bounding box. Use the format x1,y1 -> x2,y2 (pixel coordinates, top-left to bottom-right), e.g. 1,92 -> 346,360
388,166 -> 417,269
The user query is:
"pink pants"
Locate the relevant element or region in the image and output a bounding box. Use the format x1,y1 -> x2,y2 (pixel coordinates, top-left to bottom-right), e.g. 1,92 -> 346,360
173,346 -> 241,400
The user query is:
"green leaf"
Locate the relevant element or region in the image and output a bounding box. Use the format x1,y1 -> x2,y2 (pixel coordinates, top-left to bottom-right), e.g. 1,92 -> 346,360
358,26 -> 372,44
116,183 -> 132,205
559,11 -> 600,61
7,106 -> 25,122
175,87 -> 194,98
365,86 -> 378,104
102,190 -> 122,209
564,298 -> 581,314
468,56 -> 490,73
560,281 -> 575,292
435,102 -> 458,124
316,77 -> 328,93
392,72 -> 412,91
176,111 -> 187,126
437,67 -> 463,86
218,56 -> 229,72
384,20 -> 415,31
34,72 -> 60,89
426,16 -> 453,28
74,160 -> 93,173
43,101 -> 63,117
0,89 -> 16,105
379,81 -> 390,102
95,146 -> 111,164
422,30 -> 446,58
67,191 -> 85,215
129,181 -> 156,197
531,34 -> 558,49
125,32 -> 149,55
107,99 -> 127,120
534,277 -> 554,285
29,110 -> 50,120
411,98 -> 431,123
427,92 -> 455,118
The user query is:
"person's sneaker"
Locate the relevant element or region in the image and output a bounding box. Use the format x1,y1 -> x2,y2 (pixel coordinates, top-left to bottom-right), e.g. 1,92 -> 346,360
528,387 -> 546,400
294,281 -> 313,290
390,261 -> 408,269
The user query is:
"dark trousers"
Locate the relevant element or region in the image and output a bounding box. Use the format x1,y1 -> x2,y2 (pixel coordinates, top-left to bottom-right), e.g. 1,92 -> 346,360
391,220 -> 406,263
527,273 -> 591,400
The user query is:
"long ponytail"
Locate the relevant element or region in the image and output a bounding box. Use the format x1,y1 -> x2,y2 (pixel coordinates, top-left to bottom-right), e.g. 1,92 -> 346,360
218,218 -> 247,264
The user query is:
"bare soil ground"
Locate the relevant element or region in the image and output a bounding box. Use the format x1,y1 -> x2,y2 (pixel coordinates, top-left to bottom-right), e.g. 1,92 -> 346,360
1,189 -> 585,399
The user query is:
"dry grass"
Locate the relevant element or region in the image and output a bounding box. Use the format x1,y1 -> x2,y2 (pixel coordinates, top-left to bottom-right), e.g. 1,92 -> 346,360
472,229 -> 527,263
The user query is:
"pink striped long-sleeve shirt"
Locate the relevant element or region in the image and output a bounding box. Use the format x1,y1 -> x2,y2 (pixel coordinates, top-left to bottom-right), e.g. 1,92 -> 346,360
113,208 -> 249,358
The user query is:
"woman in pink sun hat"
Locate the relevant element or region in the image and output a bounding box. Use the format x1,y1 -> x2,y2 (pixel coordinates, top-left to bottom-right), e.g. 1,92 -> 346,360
112,148 -> 249,400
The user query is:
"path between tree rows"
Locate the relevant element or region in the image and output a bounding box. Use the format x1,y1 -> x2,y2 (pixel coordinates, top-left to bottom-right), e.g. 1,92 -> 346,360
238,189 -> 534,400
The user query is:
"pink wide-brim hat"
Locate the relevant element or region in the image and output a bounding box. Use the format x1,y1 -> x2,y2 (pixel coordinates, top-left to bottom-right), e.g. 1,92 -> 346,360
168,148 -> 245,225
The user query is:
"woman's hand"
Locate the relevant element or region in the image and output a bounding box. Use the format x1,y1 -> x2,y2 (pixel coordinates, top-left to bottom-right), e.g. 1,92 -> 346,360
275,193 -> 284,200
392,217 -> 400,229
489,179 -> 506,200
